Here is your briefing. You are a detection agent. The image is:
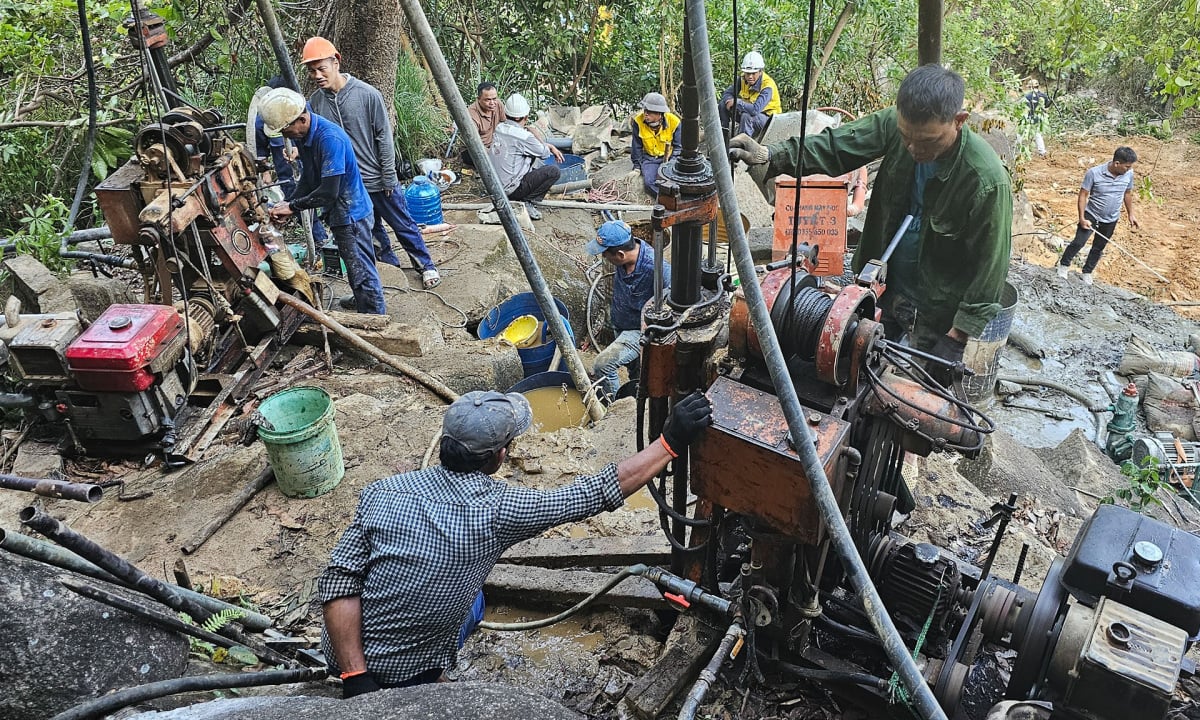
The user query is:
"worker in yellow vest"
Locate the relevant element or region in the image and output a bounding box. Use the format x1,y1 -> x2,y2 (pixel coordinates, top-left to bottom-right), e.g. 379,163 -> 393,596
719,51 -> 781,138
630,92 -> 682,196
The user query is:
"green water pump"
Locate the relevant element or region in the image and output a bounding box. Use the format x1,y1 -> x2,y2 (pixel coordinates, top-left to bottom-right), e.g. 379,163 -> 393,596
1105,382 -> 1140,462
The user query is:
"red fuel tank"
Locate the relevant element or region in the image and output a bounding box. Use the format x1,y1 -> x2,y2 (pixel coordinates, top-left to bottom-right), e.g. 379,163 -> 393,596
66,304 -> 185,392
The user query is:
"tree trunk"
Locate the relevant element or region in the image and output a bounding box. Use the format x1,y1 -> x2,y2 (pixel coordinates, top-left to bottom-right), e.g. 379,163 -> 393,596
332,0 -> 403,124
808,0 -> 857,105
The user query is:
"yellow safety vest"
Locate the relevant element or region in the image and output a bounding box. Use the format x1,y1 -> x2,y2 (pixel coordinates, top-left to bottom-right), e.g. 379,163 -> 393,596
739,72 -> 782,116
633,111 -> 681,159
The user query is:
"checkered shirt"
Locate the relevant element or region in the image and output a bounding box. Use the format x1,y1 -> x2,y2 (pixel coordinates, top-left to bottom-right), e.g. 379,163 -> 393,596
318,462 -> 623,685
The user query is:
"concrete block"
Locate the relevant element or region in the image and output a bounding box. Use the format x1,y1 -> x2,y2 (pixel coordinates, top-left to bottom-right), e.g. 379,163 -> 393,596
11,441 -> 64,479
68,271 -> 136,323
3,255 -> 75,313
292,321 -> 438,357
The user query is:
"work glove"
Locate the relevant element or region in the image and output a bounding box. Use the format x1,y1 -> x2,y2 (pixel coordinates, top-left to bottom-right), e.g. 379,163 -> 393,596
342,671 -> 382,699
926,334 -> 967,390
660,391 -> 714,455
728,134 -> 770,166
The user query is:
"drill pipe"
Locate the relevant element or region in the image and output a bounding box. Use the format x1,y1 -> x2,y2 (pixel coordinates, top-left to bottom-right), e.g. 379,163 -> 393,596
0,474 -> 102,503
19,507 -> 287,663
683,2 -> 949,719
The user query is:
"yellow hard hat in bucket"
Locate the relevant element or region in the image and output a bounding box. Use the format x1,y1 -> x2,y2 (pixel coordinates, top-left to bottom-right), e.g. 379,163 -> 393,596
501,314 -> 541,348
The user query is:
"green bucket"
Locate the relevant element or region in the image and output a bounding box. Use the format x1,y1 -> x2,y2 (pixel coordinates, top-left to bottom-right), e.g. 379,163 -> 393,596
257,387 -> 344,498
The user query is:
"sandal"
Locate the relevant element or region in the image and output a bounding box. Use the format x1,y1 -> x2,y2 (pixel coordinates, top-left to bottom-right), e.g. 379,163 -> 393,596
422,269 -> 442,289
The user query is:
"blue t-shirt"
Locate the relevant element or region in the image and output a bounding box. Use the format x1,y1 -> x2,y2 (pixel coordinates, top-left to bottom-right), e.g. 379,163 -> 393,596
610,241 -> 671,332
1082,163 -> 1134,224
295,113 -> 372,227
889,161 -> 939,293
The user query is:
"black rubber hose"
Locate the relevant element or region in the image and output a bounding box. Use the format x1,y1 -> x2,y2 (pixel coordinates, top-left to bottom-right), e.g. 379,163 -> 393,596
58,0 -> 135,269
771,658 -> 889,690
48,667 -> 327,720
683,3 -> 949,718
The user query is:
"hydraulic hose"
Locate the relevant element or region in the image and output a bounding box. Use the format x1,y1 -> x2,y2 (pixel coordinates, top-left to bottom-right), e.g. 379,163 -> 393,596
59,0 -> 135,270
683,3 -> 948,718
396,0 -> 603,424
678,621 -> 745,720
996,374 -> 1109,443
48,666 -> 327,720
771,658 -> 890,690
480,564 -> 732,632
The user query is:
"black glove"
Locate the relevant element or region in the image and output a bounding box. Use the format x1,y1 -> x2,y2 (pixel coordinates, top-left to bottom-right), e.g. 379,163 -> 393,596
926,334 -> 967,389
342,671 -> 382,699
660,391 -> 713,455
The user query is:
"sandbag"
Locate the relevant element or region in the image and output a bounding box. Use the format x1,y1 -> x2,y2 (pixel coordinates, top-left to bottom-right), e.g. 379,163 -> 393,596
1143,371 -> 1198,440
1119,337 -> 1198,377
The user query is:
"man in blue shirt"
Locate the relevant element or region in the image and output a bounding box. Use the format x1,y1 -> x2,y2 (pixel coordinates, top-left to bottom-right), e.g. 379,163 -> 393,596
585,220 -> 671,400
1056,146 -> 1140,285
260,87 -> 386,314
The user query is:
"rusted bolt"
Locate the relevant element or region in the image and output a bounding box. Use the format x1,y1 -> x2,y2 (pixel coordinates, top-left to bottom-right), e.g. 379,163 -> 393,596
807,412 -> 822,425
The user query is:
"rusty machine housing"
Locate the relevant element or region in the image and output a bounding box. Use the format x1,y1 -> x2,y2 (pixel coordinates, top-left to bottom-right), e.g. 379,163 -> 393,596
626,20 -> 1199,717
0,9 -> 311,460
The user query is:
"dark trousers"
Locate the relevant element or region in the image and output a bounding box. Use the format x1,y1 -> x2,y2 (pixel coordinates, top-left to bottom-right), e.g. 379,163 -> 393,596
509,164 -> 561,202
638,158 -> 663,196
370,186 -> 436,271
718,104 -> 769,138
333,216 -> 387,314
1058,214 -> 1117,273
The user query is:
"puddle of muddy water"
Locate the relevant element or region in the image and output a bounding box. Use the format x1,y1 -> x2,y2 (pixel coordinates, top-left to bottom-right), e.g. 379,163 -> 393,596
483,605 -> 607,663
523,386 -> 588,432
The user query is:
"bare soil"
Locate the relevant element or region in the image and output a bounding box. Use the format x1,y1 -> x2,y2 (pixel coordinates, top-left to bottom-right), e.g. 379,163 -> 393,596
1017,133 -> 1200,313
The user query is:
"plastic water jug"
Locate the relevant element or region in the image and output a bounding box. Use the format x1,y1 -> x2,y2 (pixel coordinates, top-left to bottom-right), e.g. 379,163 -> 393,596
404,175 -> 443,226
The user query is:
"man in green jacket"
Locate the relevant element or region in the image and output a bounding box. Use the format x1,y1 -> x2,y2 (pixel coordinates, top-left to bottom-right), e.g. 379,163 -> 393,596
730,65 -> 1012,367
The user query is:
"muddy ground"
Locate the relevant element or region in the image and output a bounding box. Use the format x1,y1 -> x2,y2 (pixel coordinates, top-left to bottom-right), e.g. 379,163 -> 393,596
5,128 -> 1200,719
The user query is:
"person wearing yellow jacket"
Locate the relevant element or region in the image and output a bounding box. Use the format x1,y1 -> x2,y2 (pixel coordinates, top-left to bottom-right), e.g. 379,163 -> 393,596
719,51 -> 781,138
630,92 -> 682,196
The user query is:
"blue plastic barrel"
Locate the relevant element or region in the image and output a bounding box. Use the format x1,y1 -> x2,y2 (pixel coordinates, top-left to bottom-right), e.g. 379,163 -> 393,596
405,175 -> 443,226
477,293 -> 575,377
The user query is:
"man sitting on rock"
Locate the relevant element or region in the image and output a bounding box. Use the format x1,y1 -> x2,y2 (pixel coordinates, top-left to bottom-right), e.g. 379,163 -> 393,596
488,93 -> 561,220
319,389 -> 712,696
630,92 -> 681,196
586,220 -> 671,401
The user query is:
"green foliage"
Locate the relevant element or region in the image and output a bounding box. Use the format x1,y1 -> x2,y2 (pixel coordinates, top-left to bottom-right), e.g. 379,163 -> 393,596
10,196 -> 72,273
393,52 -> 450,163
200,607 -> 246,634
1103,456 -> 1168,513
1116,111 -> 1172,140
1048,93 -> 1104,133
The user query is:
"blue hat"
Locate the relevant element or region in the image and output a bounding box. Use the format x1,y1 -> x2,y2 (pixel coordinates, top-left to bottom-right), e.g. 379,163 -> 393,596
585,220 -> 633,256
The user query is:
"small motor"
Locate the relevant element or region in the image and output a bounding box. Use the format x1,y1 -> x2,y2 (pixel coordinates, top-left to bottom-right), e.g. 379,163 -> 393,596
868,535 -> 965,649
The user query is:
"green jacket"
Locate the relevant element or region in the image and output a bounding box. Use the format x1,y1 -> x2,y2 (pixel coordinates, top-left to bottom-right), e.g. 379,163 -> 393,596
766,107 -> 1012,337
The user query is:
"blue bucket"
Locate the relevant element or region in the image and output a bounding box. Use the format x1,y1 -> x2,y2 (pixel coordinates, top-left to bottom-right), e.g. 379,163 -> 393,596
508,372 -> 587,432
478,293 -> 574,377
547,153 -> 586,184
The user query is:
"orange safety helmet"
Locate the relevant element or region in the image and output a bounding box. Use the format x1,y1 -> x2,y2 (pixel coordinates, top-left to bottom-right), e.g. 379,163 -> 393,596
301,36 -> 339,65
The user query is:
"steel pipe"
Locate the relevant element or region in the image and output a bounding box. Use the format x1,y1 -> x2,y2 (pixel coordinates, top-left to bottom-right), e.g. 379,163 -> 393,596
0,474 -> 102,503
0,527 -> 274,631
397,0 -> 607,423
48,666 -> 326,720
683,3 -> 949,719
678,621 -> 744,720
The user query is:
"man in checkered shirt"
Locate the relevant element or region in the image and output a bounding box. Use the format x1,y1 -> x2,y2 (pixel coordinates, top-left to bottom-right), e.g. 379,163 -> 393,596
319,389 -> 713,697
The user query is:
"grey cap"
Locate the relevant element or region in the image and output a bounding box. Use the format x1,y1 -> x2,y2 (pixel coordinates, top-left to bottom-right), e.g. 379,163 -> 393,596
442,390 -> 533,455
640,92 -> 670,113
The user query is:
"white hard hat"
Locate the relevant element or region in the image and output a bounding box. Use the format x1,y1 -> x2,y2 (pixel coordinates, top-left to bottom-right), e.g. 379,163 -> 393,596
505,93 -> 531,118
259,87 -> 306,137
741,51 -> 765,72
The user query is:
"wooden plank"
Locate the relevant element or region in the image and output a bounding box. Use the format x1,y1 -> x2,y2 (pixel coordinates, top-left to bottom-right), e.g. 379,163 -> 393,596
499,535 -> 672,569
622,614 -> 721,718
484,564 -> 665,609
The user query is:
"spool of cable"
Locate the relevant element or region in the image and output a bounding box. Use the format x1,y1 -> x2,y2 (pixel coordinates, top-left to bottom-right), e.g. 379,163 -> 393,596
770,273 -> 833,361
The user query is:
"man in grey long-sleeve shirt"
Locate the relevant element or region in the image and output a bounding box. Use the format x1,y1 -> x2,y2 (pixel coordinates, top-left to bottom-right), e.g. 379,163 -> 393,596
302,37 -> 442,293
